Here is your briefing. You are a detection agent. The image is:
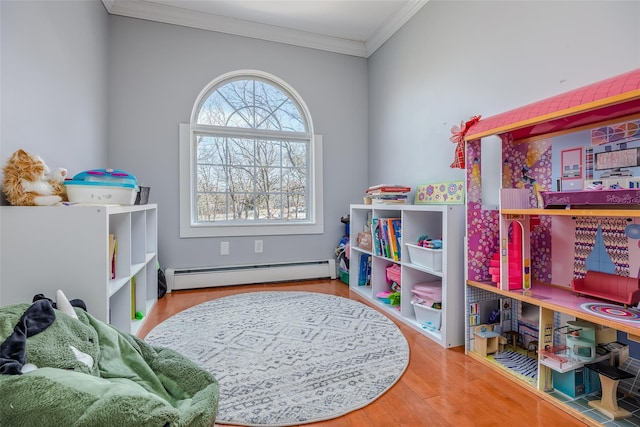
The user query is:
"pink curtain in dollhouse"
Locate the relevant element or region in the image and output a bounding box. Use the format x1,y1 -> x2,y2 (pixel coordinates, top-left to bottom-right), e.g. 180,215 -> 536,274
600,217 -> 630,276
573,217 -> 629,278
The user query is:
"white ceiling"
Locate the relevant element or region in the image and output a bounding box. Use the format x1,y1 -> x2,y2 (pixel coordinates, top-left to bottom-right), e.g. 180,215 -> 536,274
102,0 -> 428,57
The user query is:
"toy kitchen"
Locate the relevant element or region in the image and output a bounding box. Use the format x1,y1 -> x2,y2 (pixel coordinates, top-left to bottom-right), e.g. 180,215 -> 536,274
539,319 -> 628,399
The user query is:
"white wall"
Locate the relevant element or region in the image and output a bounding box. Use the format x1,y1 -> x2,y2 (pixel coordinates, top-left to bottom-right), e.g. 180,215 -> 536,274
368,0 -> 640,191
0,0 -> 109,176
107,16 -> 368,270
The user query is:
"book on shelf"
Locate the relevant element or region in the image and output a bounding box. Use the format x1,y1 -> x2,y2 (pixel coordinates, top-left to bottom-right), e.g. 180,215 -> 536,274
370,194 -> 409,199
380,219 -> 391,258
371,198 -> 408,204
367,190 -> 409,196
386,218 -> 402,261
131,276 -> 136,319
371,217 -> 401,259
391,218 -> 402,261
371,218 -> 381,256
109,234 -> 117,279
358,254 -> 372,286
366,184 -> 411,194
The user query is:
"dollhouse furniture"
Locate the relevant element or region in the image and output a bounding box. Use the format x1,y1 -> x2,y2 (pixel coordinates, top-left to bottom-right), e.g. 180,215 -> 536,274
571,270 -> 640,306
541,189 -> 640,208
464,67 -> 640,424
473,324 -> 505,357
518,303 -> 540,352
585,361 -> 634,420
504,330 -> 522,350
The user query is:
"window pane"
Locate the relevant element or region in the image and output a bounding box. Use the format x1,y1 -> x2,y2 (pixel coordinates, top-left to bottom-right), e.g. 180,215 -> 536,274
197,193 -> 227,222
228,138 -> 255,166
194,134 -> 310,224
196,135 -> 225,165
196,78 -> 307,132
282,141 -> 307,167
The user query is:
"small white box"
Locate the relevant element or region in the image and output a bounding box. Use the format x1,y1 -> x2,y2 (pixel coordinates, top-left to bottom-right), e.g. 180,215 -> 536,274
411,299 -> 442,330
405,243 -> 442,271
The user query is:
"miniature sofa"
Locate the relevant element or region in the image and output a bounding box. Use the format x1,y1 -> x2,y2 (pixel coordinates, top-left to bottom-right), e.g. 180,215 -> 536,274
571,270 -> 640,306
0,301 -> 219,427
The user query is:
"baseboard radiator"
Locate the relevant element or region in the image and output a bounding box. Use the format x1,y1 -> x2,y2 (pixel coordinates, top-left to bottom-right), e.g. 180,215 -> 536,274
165,259 -> 337,292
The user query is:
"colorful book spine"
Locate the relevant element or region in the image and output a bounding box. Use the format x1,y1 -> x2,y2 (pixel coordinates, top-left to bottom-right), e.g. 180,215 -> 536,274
392,219 -> 402,261
371,218 -> 381,256
380,219 -> 391,258
387,218 -> 400,261
358,254 -> 372,286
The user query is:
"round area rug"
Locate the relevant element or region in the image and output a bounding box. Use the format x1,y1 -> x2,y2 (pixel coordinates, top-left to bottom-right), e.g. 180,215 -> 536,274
145,291 -> 409,426
580,302 -> 640,322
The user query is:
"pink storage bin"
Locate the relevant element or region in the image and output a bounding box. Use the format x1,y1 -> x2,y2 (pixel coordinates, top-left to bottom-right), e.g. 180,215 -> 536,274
411,282 -> 442,304
386,264 -> 401,285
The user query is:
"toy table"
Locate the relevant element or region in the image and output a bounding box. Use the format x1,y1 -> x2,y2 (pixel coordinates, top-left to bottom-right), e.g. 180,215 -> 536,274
474,330 -> 501,357
585,361 -> 634,419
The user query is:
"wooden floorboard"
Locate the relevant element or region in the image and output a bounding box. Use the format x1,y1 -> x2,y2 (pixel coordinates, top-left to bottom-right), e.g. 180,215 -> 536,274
138,279 -> 588,427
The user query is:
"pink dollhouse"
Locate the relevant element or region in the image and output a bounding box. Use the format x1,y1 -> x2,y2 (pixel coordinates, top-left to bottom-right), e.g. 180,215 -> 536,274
463,68 -> 640,424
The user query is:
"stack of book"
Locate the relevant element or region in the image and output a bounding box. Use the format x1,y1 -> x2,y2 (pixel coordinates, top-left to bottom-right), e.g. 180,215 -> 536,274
365,184 -> 411,204
371,217 -> 402,260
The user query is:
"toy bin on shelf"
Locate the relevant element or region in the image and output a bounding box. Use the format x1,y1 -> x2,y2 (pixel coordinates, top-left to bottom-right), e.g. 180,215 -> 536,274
386,264 -> 401,285
411,298 -> 442,330
405,243 -> 443,271
65,169 -> 138,205
411,282 -> 442,306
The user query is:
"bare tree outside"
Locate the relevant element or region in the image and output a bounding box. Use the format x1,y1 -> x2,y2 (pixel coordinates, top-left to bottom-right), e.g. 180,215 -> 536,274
193,78 -> 310,223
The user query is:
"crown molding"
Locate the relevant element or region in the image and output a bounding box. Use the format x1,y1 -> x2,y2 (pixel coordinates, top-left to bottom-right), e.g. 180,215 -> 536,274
365,0 -> 428,56
107,0 -> 369,57
101,0 -> 115,13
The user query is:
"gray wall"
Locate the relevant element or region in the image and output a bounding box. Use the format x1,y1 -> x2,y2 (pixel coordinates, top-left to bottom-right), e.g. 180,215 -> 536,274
368,0 -> 640,189
107,17 -> 368,270
0,0 -> 109,174
2,0 -> 640,274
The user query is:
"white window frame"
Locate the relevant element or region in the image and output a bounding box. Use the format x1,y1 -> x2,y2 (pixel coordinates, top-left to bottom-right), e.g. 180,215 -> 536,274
179,70 -> 324,238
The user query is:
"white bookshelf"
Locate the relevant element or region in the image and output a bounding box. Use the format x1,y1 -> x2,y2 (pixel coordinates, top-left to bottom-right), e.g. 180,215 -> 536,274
0,204 -> 158,336
349,203 -> 465,348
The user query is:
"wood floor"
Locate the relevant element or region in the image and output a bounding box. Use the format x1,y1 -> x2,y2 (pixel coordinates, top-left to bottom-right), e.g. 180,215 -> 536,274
138,279 -> 588,427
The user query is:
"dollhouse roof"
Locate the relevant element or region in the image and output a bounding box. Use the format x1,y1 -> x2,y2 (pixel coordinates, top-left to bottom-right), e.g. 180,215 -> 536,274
465,68 -> 640,142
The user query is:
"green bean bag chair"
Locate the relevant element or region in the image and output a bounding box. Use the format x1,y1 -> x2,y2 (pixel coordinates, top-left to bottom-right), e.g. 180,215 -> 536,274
0,300 -> 218,427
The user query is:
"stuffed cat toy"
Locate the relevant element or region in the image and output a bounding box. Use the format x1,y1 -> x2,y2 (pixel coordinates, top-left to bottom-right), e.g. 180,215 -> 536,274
2,149 -> 68,206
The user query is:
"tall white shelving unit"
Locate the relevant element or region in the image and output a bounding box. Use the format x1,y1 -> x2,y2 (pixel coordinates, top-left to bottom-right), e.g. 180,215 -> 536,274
349,203 -> 465,348
0,204 -> 158,336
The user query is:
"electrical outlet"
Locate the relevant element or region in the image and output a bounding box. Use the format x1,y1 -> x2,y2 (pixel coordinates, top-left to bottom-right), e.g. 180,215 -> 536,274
254,240 -> 263,253
220,241 -> 229,255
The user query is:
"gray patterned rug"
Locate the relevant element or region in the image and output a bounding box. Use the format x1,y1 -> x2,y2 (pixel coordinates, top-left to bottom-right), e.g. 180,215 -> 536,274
144,291 -> 409,426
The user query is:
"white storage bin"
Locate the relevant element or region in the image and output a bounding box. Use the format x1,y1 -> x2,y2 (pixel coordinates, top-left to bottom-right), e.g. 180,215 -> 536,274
411,299 -> 442,330
66,185 -> 137,205
65,169 -> 138,206
405,243 -> 443,271
411,282 -> 442,304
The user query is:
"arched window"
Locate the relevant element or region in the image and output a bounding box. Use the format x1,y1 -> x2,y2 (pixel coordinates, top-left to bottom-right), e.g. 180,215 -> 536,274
180,70 -> 323,237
